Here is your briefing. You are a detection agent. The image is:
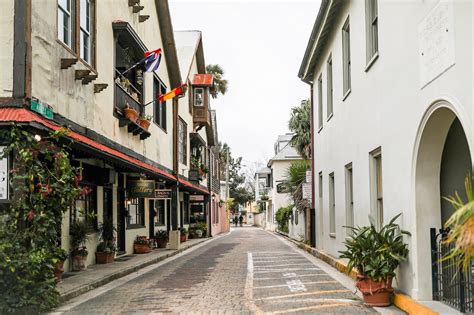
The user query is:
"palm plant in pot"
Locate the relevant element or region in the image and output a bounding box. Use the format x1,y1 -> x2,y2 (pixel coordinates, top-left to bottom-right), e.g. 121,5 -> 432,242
70,220 -> 90,271
339,214 -> 410,307
96,218 -> 117,264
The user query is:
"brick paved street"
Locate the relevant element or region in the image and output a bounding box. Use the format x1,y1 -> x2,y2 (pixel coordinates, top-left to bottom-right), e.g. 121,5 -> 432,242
53,227 -> 375,314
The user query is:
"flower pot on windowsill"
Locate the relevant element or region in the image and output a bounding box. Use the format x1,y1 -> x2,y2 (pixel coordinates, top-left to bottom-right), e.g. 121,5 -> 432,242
138,118 -> 151,131
123,105 -> 138,123
356,276 -> 393,306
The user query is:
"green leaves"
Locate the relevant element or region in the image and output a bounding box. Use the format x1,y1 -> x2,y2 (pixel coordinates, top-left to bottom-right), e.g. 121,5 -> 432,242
288,99 -> 311,159
206,64 -> 228,99
339,213 -> 410,281
275,206 -> 293,233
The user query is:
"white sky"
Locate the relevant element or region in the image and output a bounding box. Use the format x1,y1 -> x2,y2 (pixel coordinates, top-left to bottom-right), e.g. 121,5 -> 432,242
169,0 -> 321,166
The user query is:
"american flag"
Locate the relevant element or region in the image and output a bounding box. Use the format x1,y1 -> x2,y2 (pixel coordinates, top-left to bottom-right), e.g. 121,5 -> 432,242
144,48 -> 162,72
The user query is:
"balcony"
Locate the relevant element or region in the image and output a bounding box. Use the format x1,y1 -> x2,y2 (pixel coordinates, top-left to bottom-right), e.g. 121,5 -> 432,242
114,71 -> 150,140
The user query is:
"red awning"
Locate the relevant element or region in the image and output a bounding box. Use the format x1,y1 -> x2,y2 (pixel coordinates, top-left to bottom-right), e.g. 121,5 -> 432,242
0,108 -> 210,195
192,74 -> 213,86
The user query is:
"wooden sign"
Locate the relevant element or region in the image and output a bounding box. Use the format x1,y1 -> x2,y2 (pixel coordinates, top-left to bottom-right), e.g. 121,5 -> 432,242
154,189 -> 172,199
127,180 -> 155,198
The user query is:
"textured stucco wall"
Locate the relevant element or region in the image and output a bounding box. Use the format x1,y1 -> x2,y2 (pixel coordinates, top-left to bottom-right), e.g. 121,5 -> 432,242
0,0 -> 14,97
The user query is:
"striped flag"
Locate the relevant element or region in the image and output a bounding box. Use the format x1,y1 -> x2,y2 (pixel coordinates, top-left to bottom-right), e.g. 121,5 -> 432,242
144,48 -> 162,72
159,85 -> 186,102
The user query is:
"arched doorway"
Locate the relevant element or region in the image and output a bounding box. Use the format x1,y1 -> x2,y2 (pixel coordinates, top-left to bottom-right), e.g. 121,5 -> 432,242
413,101 -> 473,308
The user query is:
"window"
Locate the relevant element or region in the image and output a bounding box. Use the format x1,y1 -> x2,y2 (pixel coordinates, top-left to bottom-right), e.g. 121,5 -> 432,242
154,77 -> 167,131
370,148 -> 383,229
345,164 -> 354,234
194,88 -> 204,106
128,198 -> 145,227
329,172 -> 336,237
155,199 -> 166,226
327,56 -> 333,119
58,0 -> 73,47
365,0 -> 378,66
318,172 -> 323,234
183,194 -> 190,224
342,18 -> 351,97
72,185 -> 97,229
317,75 -> 323,130
79,0 -> 92,63
178,118 -> 187,165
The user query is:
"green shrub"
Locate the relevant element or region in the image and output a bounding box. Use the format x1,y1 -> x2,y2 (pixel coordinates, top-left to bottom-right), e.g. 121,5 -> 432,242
275,206 -> 293,233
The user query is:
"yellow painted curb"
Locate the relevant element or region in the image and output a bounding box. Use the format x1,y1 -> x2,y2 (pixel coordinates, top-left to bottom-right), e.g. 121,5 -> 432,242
293,238 -> 438,315
393,294 -> 438,315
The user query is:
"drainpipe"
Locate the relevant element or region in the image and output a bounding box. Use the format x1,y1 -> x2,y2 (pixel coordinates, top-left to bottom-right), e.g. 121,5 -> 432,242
309,82 -> 316,248
171,97 -> 179,231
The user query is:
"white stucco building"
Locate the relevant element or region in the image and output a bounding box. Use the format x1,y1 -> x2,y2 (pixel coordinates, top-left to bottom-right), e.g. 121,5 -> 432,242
299,0 -> 473,311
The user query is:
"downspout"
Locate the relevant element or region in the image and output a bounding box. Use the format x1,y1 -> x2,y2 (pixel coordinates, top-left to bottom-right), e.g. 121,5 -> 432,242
309,82 -> 316,248
171,97 -> 179,231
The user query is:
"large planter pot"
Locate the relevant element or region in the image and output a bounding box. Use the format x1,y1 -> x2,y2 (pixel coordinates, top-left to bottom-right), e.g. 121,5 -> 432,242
123,107 -> 138,122
134,243 -> 151,254
95,251 -> 115,264
155,238 -> 168,248
195,230 -> 203,238
72,255 -> 87,271
54,260 -> 65,283
180,234 -> 187,243
138,119 -> 151,130
356,276 -> 394,307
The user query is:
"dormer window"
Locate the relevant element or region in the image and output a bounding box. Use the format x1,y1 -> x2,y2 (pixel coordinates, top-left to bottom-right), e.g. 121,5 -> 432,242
194,88 -> 204,107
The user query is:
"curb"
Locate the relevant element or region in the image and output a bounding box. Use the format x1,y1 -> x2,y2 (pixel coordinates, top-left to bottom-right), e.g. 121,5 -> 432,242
59,237 -> 214,302
278,233 -> 438,315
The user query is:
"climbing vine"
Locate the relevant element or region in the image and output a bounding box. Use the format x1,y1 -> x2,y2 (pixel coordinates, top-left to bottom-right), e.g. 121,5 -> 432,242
0,125 -> 83,313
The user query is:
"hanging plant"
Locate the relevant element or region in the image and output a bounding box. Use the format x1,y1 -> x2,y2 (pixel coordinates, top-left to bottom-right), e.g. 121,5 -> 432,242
0,125 -> 83,313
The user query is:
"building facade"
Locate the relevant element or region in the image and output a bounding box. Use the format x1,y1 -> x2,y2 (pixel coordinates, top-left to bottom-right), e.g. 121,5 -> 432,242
0,0 -> 223,272
299,0 -> 473,309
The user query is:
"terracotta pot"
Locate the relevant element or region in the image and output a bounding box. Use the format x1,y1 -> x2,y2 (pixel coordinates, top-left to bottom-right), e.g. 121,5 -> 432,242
156,238 -> 168,248
95,251 -> 115,264
180,234 -> 187,243
72,255 -> 87,271
54,260 -> 65,283
123,107 -> 138,122
356,276 -> 394,307
134,243 -> 151,254
138,118 -> 151,130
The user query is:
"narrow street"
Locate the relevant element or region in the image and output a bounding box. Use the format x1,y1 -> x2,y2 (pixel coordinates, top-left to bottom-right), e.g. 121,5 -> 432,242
54,228 -> 374,314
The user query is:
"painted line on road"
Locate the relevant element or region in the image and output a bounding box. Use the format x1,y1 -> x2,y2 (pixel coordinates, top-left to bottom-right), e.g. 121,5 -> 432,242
269,298 -> 362,304
253,263 -> 313,268
244,252 -> 261,313
255,289 -> 350,301
253,273 -> 329,281
253,280 -> 338,289
272,302 -> 349,314
253,268 -> 320,273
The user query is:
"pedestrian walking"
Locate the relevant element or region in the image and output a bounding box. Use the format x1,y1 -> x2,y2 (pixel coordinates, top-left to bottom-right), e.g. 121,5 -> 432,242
239,214 -> 243,227
233,216 -> 238,227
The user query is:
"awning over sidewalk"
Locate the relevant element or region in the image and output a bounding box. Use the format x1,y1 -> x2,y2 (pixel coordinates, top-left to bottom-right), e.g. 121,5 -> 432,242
0,108 -> 210,195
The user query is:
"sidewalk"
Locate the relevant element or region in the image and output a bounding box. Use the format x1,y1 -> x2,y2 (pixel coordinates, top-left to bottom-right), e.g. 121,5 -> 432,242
57,238 -> 210,302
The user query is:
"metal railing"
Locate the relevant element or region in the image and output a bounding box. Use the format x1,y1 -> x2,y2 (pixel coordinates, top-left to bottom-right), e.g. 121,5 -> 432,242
431,228 -> 474,313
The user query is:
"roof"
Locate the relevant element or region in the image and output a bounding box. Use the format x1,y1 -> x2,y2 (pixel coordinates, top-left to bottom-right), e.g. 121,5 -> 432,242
174,30 -> 206,81
298,0 -> 343,83
155,0 -> 182,88
193,74 -> 213,86
256,167 -> 271,175
0,108 -> 209,195
268,135 -> 302,166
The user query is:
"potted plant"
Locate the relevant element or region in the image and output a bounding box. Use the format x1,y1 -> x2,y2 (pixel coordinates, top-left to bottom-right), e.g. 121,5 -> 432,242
53,248 -> 68,283
70,220 -> 90,271
134,235 -> 152,254
196,222 -> 207,238
138,114 -> 152,131
123,103 -> 139,122
155,230 -> 168,248
95,218 -> 117,264
339,214 -> 411,307
180,227 -> 188,243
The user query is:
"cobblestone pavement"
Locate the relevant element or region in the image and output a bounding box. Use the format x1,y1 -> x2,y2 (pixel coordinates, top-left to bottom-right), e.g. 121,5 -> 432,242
55,227 -> 375,314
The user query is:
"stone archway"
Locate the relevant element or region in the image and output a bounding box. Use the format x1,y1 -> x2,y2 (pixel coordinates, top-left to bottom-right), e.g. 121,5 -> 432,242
412,100 -> 473,300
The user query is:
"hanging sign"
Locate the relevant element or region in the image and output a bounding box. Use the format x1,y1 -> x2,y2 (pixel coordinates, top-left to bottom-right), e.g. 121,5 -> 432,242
127,180 -> 155,198
154,189 -> 172,199
31,99 -> 54,120
0,146 -> 8,200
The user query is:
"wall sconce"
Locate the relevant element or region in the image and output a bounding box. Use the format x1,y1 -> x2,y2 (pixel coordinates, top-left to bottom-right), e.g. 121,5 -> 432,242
212,195 -> 216,201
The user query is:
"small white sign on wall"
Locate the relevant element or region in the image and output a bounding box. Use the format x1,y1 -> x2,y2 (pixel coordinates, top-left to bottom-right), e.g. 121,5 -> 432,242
0,146 -> 8,200
418,1 -> 456,88
302,183 -> 312,201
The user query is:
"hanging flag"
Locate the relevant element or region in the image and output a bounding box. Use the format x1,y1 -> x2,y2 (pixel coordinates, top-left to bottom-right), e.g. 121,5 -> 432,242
144,48 -> 162,72
159,85 -> 186,102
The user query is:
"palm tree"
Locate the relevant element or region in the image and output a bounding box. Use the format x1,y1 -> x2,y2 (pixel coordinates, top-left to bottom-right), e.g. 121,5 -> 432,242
444,175 -> 474,270
288,99 -> 311,159
206,64 -> 228,99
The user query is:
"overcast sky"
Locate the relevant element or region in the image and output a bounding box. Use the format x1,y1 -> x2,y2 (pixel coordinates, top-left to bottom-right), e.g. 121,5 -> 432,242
169,0 -> 321,167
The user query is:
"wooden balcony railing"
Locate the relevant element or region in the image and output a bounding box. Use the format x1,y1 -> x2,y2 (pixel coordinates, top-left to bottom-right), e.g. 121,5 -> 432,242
114,70 -> 143,116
